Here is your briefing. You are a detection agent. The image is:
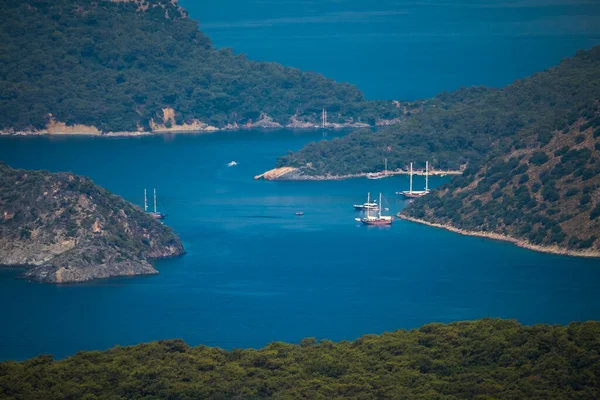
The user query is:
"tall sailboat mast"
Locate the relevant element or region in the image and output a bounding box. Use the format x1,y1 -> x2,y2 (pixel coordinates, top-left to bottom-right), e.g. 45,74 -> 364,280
153,188 -> 157,214
322,109 -> 327,128
144,189 -> 148,212
366,192 -> 371,218
409,162 -> 413,194
378,193 -> 382,218
425,161 -> 429,192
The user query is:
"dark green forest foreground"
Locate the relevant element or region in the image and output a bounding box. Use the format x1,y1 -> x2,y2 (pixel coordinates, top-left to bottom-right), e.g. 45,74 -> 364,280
1,319 -> 599,399
277,46 -> 600,175
0,0 -> 402,133
0,163 -> 184,283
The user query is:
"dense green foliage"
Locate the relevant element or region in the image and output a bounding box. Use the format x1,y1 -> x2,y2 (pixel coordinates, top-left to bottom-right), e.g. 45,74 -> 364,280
1,319 -> 599,399
278,47 -> 600,175
0,0 -> 399,132
0,163 -> 183,282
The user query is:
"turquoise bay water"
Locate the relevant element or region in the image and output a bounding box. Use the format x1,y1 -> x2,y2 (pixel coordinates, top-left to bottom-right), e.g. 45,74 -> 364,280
183,0 -> 600,100
1,131 -> 599,361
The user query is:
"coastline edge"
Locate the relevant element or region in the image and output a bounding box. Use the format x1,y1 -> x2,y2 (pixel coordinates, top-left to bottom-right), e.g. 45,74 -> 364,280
397,214 -> 600,258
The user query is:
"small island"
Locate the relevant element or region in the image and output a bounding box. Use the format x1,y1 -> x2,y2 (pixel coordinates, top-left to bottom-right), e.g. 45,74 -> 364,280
0,163 -> 184,283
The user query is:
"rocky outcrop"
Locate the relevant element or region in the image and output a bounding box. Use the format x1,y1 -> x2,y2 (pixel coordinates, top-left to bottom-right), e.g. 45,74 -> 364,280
46,118 -> 101,135
286,115 -> 319,129
244,113 -> 282,129
254,167 -> 300,180
150,107 -> 218,133
0,115 -> 102,136
0,164 -> 184,283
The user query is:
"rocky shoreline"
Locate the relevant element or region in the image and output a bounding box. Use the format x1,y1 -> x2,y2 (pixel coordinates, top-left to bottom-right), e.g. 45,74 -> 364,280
255,166 -> 462,181
397,214 -> 600,258
0,108 -> 400,137
0,124 -> 369,137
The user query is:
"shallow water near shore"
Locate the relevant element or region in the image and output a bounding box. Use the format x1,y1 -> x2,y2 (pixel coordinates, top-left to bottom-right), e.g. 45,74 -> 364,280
1,131 -> 600,361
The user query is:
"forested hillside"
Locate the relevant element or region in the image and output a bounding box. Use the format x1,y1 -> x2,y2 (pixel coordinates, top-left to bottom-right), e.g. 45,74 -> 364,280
1,319 -> 599,399
0,0 -> 399,133
277,47 -> 600,176
402,102 -> 600,255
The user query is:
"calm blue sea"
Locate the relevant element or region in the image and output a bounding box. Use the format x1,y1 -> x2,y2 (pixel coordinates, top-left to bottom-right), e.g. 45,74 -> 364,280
0,131 -> 599,361
1,1 -> 600,361
182,0 -> 600,100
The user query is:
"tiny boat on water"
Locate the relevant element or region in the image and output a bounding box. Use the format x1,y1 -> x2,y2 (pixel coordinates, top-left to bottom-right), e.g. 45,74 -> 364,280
295,212 -> 304,216
227,161 -> 238,167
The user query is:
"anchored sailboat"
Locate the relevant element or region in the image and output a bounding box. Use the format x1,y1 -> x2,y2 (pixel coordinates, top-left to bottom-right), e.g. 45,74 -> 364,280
144,188 -> 166,219
397,161 -> 430,198
356,193 -> 393,225
353,192 -> 379,210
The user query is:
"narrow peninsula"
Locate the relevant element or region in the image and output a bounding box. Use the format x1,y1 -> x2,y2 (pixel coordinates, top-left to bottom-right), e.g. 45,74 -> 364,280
0,163 -> 184,283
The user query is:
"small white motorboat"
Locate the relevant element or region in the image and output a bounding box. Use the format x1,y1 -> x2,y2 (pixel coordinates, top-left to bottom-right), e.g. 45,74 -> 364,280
227,161 -> 238,167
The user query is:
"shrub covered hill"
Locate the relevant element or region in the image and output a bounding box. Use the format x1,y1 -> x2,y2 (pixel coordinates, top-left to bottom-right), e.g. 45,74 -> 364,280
401,102 -> 600,256
276,46 -> 600,176
0,0 -> 404,134
0,163 -> 184,283
1,319 -> 600,399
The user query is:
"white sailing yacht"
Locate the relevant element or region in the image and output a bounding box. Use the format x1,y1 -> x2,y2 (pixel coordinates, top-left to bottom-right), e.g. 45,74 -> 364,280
397,161 -> 430,198
144,188 -> 166,219
353,192 -> 379,210
356,193 -> 393,225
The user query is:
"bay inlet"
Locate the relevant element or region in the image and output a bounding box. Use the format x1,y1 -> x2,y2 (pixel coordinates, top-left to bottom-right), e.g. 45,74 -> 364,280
0,130 -> 599,361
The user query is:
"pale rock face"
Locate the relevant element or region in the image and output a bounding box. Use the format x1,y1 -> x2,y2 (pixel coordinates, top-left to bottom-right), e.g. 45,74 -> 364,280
150,107 -> 219,133
45,118 -> 101,135
254,167 -> 299,180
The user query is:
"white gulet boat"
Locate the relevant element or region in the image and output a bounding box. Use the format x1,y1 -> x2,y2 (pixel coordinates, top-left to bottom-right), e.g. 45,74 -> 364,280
397,161 -> 430,198
355,193 -> 393,225
144,188 -> 166,219
353,192 -> 379,210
